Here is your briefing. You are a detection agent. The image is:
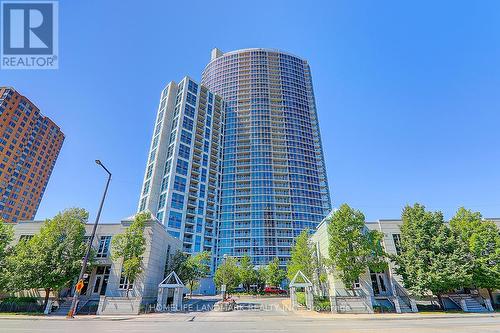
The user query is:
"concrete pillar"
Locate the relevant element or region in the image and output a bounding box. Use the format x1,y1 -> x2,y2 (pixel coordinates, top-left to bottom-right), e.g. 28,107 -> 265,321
156,288 -> 164,312
290,287 -> 297,310
305,286 -> 314,310
173,287 -> 183,312
393,297 -> 401,313
460,298 -> 468,312
484,299 -> 493,312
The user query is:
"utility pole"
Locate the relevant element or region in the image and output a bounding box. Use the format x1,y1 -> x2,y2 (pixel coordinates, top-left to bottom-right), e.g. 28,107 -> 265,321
67,160 -> 111,318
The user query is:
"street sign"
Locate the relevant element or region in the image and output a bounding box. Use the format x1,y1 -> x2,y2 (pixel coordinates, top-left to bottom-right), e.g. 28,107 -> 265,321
75,279 -> 84,292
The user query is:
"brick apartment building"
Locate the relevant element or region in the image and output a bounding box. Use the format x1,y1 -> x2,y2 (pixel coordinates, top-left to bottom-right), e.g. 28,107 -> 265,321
0,87 -> 64,223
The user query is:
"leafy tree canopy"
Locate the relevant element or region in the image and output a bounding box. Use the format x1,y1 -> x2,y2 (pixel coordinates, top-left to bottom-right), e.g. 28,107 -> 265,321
0,222 -> 13,290
327,204 -> 387,290
214,256 -> 241,293
286,229 -> 315,281
449,207 -> 500,297
395,204 -> 472,303
239,255 -> 256,291
265,257 -> 286,287
7,208 -> 89,307
182,251 -> 211,297
111,211 -> 148,296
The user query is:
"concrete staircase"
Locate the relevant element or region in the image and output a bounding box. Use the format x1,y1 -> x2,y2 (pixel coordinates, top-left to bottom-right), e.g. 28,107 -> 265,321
392,278 -> 418,313
50,298 -> 73,316
448,294 -> 491,313
396,297 -> 414,313
50,297 -> 88,316
333,296 -> 373,314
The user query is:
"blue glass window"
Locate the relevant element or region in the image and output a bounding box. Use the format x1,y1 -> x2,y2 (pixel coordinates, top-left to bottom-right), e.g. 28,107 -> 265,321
196,217 -> 203,233
184,104 -> 195,118
197,200 -> 204,214
194,236 -> 201,252
178,144 -> 190,160
156,211 -> 164,222
158,193 -> 166,210
176,159 -> 188,175
171,193 -> 184,210
168,230 -> 180,238
188,80 -> 198,94
182,117 -> 193,131
180,129 -> 192,145
168,211 -> 182,229
160,176 -> 169,192
174,176 -> 186,192
186,92 -> 197,106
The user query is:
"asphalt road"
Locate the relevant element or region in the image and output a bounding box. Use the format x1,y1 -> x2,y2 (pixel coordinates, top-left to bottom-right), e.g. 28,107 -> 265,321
1,297 -> 499,333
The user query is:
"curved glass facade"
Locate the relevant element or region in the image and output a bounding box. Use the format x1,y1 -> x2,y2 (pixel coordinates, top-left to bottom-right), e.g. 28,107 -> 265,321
202,48 -> 331,267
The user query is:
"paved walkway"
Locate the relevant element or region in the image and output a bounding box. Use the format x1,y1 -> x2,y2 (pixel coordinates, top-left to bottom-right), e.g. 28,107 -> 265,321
0,296 -> 498,323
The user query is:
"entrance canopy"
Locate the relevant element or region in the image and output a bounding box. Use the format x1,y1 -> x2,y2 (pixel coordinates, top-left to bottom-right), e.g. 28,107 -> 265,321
290,270 -> 313,288
289,270 -> 314,310
159,271 -> 185,288
157,271 -> 185,312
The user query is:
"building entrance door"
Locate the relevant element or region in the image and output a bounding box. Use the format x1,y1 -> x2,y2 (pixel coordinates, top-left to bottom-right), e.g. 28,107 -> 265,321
92,266 -> 110,296
370,271 -> 389,296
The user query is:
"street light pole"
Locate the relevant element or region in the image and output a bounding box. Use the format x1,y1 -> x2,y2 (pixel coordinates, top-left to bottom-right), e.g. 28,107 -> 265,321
67,160 -> 112,318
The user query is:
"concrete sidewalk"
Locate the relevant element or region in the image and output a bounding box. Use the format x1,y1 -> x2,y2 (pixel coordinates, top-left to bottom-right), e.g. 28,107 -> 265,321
279,298 -> 500,321
0,311 -> 499,322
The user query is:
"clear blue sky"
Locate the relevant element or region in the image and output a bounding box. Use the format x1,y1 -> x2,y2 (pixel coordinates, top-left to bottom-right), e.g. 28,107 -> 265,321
2,0 -> 499,222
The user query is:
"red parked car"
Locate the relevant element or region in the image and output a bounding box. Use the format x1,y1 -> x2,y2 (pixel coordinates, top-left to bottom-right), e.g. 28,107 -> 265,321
264,286 -> 288,295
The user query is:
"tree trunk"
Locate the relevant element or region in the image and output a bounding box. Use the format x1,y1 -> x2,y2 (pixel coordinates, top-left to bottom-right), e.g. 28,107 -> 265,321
189,283 -> 193,299
126,273 -> 130,298
43,288 -> 51,310
436,294 -> 444,311
487,288 -> 494,306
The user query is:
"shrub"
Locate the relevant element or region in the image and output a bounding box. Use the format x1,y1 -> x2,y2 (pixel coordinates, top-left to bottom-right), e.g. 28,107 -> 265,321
313,296 -> 331,312
1,297 -> 38,304
0,297 -> 43,313
296,291 -> 306,306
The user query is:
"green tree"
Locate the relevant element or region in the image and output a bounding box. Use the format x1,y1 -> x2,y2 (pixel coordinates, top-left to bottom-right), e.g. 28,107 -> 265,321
166,250 -> 189,278
450,207 -> 500,303
287,229 -> 315,282
327,204 -> 387,291
7,208 -> 88,308
394,204 -> 472,308
0,222 -> 13,291
214,256 -> 241,295
239,255 -> 256,292
111,211 -> 149,297
255,266 -> 267,291
182,251 -> 211,297
265,257 -> 286,287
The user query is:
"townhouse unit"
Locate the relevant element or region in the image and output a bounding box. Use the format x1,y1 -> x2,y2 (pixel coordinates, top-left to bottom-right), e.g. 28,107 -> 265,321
10,215 -> 182,315
311,214 -> 500,313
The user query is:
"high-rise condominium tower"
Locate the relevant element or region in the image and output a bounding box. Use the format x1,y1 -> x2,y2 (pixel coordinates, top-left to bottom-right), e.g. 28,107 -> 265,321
202,48 -> 331,266
0,87 -> 64,223
138,77 -> 223,257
